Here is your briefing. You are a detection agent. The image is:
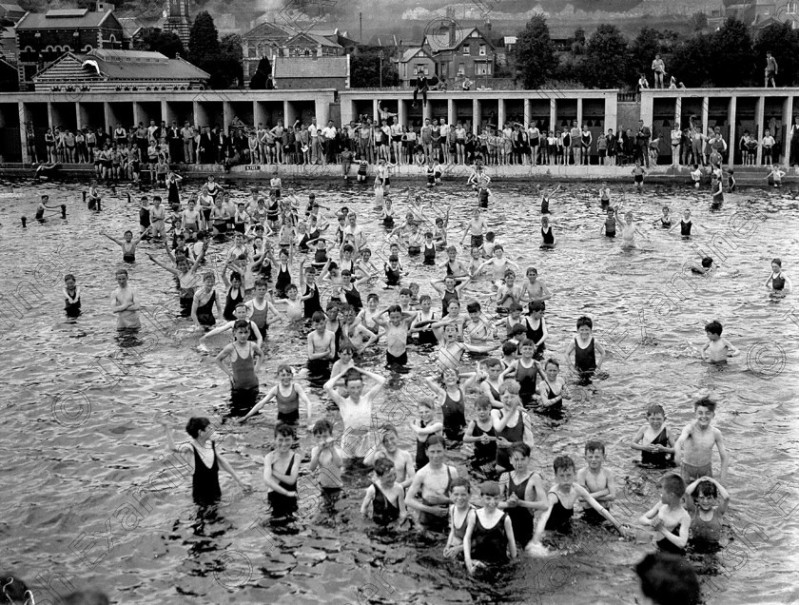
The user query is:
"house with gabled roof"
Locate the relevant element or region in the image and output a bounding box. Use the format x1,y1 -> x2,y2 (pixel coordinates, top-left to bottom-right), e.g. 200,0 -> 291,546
282,31 -> 343,58
420,22 -> 495,83
15,5 -> 127,87
241,21 -> 292,82
398,46 -> 435,85
32,48 -> 209,92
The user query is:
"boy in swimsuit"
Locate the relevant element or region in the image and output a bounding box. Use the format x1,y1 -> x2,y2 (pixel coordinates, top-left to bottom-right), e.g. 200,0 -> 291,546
310,418 -> 347,516
566,316 -> 605,384
199,303 -> 263,350
532,455 -> 626,548
576,440 -> 616,524
674,397 -> 729,484
215,320 -> 264,414
463,481 -> 517,574
684,476 -> 730,551
405,435 -> 459,535
630,403 -> 675,467
102,228 -> 150,263
361,457 -> 408,527
535,358 -> 569,415
111,269 -> 141,330
520,267 -> 552,308
241,364 -> 314,428
306,311 -> 336,382
263,423 -> 300,520
638,473 -> 691,554
701,320 -> 740,363
323,366 -> 386,459
443,478 -> 475,558
63,274 -> 81,318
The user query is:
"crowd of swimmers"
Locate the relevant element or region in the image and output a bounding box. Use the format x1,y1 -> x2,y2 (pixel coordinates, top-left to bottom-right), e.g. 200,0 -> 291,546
16,160 -> 791,604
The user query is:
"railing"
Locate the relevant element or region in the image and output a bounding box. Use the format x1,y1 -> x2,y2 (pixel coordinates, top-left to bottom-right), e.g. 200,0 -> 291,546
617,92 -> 638,102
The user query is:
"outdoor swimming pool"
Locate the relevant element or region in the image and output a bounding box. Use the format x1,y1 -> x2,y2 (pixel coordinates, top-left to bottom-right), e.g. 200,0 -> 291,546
0,177 -> 797,604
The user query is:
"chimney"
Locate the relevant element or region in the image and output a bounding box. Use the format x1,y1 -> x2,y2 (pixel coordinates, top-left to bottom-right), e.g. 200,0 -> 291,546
485,18 -> 491,32
449,22 -> 456,46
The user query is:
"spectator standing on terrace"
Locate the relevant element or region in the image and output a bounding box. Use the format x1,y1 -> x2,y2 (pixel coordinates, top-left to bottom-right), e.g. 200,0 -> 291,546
651,54 -> 665,89
765,51 -> 778,88
168,120 -> 182,163
413,70 -> 430,108
182,121 -> 195,164
322,120 -> 337,165
636,120 -> 652,168
309,117 -> 322,165
671,124 -> 682,167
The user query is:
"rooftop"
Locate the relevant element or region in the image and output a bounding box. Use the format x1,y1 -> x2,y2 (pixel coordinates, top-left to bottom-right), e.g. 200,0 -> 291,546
35,49 -> 209,81
273,55 -> 348,78
16,8 -> 115,30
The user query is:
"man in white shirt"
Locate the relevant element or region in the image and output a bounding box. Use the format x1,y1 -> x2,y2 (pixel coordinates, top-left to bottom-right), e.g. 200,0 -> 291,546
322,120 -> 337,164
308,117 -> 320,164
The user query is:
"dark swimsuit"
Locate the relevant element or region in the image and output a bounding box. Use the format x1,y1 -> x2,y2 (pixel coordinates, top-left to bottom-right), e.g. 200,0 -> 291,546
471,512 -> 510,563
223,287 -> 243,321
470,422 -> 497,470
303,283 -> 323,318
192,442 -> 222,506
372,482 -> 402,525
423,243 -> 436,265
442,389 -> 466,443
657,522 -> 685,555
771,273 -> 786,291
574,337 -> 596,379
515,360 -> 538,407
276,385 -> 300,425
641,427 -> 674,467
195,290 -> 217,326
275,264 -> 292,297
680,219 -> 692,237
541,226 -> 555,247
64,290 -> 81,317
545,491 -> 573,533
604,217 -> 616,238
268,453 -> 298,517
496,411 -> 525,470
525,317 -> 546,360
507,474 -> 535,545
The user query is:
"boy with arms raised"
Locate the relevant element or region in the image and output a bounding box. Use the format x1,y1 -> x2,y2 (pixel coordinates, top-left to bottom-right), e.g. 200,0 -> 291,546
674,396 -> 729,484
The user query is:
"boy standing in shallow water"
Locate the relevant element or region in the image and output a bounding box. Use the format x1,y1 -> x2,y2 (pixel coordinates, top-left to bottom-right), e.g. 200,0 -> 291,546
576,440 -> 616,524
701,320 -> 740,363
111,269 -> 141,329
674,397 -> 729,484
638,473 -> 691,555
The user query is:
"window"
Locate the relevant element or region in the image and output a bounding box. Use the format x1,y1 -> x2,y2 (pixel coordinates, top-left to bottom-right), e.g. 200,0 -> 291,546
462,44 -> 470,56
457,63 -> 464,76
789,1 -> 797,14
414,63 -> 428,75
476,63 -> 491,75
479,44 -> 486,56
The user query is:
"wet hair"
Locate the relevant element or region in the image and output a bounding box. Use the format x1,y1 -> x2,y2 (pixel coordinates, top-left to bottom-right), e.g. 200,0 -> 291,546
475,394 -> 492,410
696,480 -> 719,499
585,439 -> 605,455
419,294 -> 431,304
553,455 -> 575,474
276,364 -> 293,376
286,284 -> 298,293
425,435 -> 445,450
529,301 -> 545,313
661,473 -> 686,497
115,268 -> 128,277
185,417 -> 211,438
502,341 -> 519,356
342,244 -> 354,254
380,424 -> 399,442
312,311 -> 326,323
704,320 -> 723,335
544,358 -> 560,371
480,481 -> 500,497
275,423 -> 296,438
399,288 -> 412,297
772,258 -> 782,267
388,255 -> 399,262
367,293 -> 379,303
576,316 -> 593,329
446,245 -> 457,254
508,301 -> 523,312
254,278 -> 269,289
64,273 -> 76,282
701,257 -> 713,268
693,396 -> 717,413
312,418 -> 333,435
646,403 -> 666,417
424,231 -> 434,238
229,271 -> 242,282
519,338 -> 536,350
493,243 -> 503,252
483,357 -> 501,370
636,553 -> 700,605
450,477 -> 471,492
343,370 -> 363,385
124,230 -> 133,237
374,457 -> 395,476
466,301 -> 481,314
233,319 -> 250,332
511,443 -> 531,458
485,231 -> 495,242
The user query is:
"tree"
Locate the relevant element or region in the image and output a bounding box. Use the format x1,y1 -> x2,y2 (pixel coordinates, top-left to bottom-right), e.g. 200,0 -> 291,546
514,15 -> 557,88
669,35 -> 713,87
249,57 -> 272,89
139,28 -> 184,59
350,51 -> 398,88
581,24 -> 630,88
754,22 -> 799,86
709,18 -> 755,87
571,27 -> 586,55
629,27 -> 661,77
188,11 -> 220,69
218,34 -> 244,88
691,11 -> 708,32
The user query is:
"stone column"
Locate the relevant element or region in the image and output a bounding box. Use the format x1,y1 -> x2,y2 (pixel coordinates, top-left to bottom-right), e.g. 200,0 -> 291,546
727,96 -> 737,166
782,95 -> 793,166
755,95 -> 764,166
497,98 -> 506,128
549,98 -> 556,134
472,98 -> 480,134
447,98 -> 455,126
523,99 -> 530,128
18,101 -> 28,163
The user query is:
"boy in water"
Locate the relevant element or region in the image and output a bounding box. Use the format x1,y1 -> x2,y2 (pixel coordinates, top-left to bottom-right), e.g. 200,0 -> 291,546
565,316 -> 605,384
576,440 -> 616,524
701,320 -> 740,363
309,419 -> 347,517
674,397 -> 729,485
630,403 -> 675,467
405,435 -> 459,535
531,455 -> 626,548
361,457 -> 408,526
638,474 -> 691,555
307,311 -> 336,381
111,269 -> 141,330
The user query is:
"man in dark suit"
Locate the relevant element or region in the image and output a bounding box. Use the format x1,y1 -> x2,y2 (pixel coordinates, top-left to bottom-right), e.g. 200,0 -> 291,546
636,120 -> 652,168
413,70 -> 429,108
167,120 -> 182,163
214,127 -> 230,164
198,126 -> 214,164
